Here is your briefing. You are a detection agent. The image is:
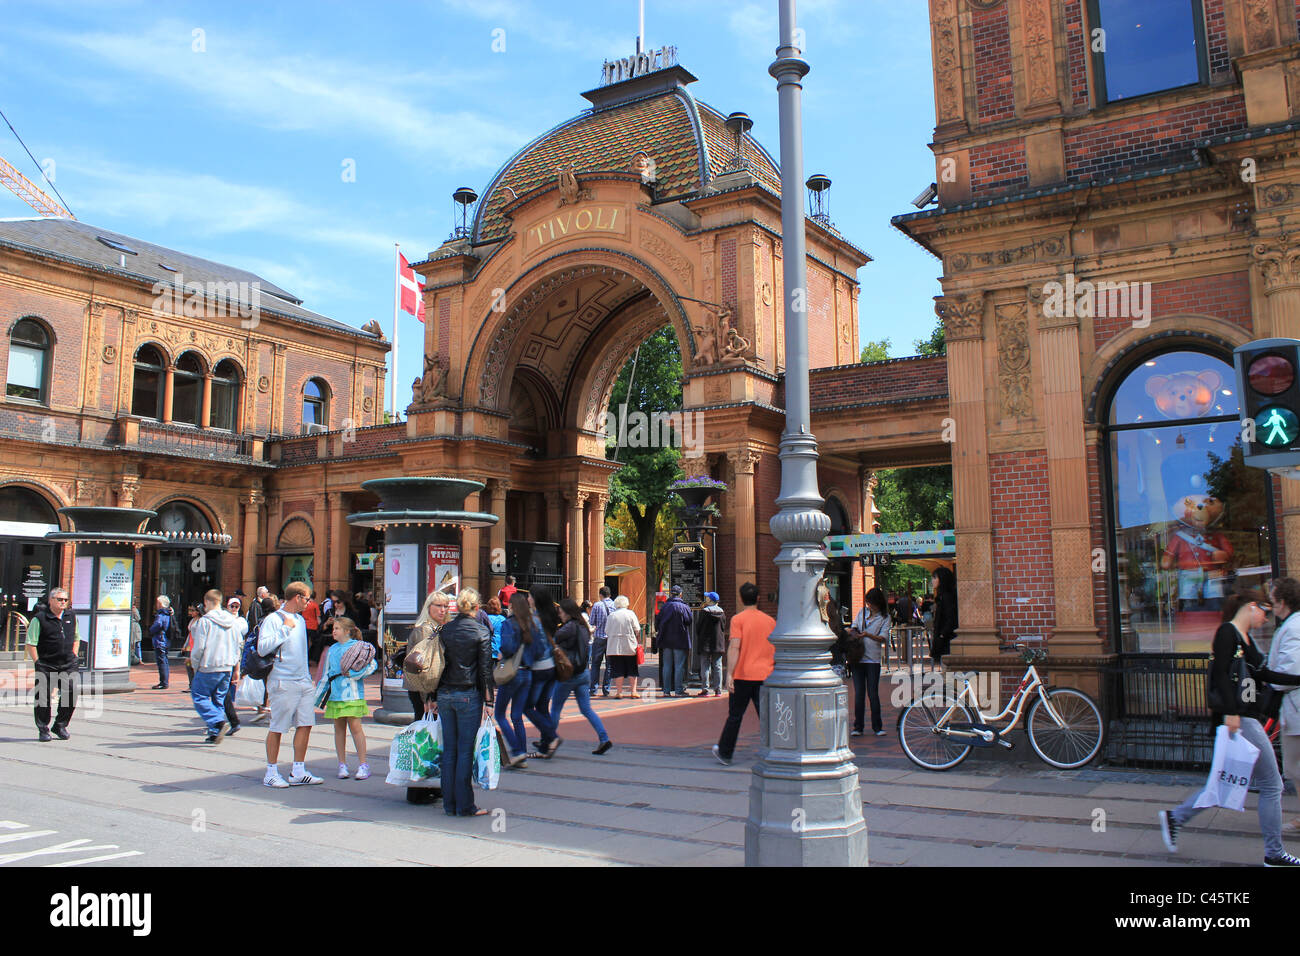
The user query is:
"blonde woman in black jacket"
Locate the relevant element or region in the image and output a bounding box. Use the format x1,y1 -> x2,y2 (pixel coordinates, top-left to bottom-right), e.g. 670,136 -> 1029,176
434,588 -> 492,818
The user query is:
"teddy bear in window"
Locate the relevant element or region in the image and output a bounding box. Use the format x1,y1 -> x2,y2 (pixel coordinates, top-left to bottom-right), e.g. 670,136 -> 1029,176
1161,493 -> 1234,609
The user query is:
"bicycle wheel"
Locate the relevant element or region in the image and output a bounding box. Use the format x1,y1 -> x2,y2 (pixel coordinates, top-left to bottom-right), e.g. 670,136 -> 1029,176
897,696 -> 974,771
1026,688 -> 1103,769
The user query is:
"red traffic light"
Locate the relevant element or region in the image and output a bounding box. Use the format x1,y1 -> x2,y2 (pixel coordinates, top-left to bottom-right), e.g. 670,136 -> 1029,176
1247,353 -> 1295,396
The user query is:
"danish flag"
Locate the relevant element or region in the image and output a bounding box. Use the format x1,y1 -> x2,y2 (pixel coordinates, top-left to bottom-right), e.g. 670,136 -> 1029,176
397,252 -> 425,323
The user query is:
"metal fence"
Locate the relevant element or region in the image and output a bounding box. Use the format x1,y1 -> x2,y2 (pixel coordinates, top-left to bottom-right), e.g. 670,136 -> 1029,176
1100,653 -> 1215,770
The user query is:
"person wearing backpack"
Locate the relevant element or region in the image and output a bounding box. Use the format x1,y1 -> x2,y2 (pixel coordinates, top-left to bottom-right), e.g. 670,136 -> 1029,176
149,596 -> 174,690
242,596 -> 275,724
550,597 -> 612,756
495,591 -> 539,767
188,590 -> 242,743
257,581 -> 323,787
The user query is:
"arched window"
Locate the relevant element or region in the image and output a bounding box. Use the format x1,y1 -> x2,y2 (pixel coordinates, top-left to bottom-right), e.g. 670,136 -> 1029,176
146,500 -> 212,537
1105,348 -> 1274,653
303,378 -> 329,432
0,485 -> 58,525
210,359 -> 241,432
7,318 -> 50,403
131,345 -> 166,420
172,352 -> 204,426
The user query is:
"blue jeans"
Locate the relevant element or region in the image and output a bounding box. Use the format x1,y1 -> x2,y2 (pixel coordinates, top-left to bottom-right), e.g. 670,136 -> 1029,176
551,671 -> 609,744
438,688 -> 482,816
661,647 -> 688,695
190,670 -> 230,734
589,639 -> 610,693
851,661 -> 883,733
1171,717 -> 1285,859
153,640 -> 170,686
699,652 -> 723,692
524,668 -> 557,744
494,669 -> 532,757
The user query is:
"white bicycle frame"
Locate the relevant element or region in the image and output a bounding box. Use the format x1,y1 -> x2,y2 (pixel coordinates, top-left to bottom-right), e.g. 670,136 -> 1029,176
934,664 -> 1067,743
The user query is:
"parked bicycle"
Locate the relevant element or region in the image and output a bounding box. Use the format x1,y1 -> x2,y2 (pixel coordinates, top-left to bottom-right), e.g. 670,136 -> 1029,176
897,645 -> 1104,771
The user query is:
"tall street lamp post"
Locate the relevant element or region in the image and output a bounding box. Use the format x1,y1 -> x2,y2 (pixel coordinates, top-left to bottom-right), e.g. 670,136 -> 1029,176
745,0 -> 868,866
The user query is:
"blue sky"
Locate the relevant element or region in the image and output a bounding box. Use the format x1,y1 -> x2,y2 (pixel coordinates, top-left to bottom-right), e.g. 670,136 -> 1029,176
0,0 -> 941,410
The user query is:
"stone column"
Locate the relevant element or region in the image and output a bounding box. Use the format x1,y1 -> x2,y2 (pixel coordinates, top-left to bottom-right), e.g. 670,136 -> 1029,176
1031,286 -> 1100,663
200,372 -> 213,429
568,491 -> 588,600
488,479 -> 509,597
588,492 -> 608,598
462,488 -> 482,593
329,491 -> 350,593
1253,235 -> 1300,576
162,363 -> 175,424
936,292 -> 996,653
243,486 -> 263,596
727,448 -> 761,609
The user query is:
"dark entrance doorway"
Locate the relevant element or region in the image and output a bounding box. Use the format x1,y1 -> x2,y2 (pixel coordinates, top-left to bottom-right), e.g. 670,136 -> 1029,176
0,486 -> 62,660
141,501 -> 223,657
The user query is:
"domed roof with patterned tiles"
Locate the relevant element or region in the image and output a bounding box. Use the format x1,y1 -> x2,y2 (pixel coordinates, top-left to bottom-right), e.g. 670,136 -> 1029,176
472,82 -> 781,244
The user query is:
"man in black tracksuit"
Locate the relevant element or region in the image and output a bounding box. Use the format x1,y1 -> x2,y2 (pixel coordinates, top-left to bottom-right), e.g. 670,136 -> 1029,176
27,587 -> 80,742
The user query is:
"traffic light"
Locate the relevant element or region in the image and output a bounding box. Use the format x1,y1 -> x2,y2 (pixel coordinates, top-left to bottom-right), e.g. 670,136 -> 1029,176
1235,338 -> 1300,469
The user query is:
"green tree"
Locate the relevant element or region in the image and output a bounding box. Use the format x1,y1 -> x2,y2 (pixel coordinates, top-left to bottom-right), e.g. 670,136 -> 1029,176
914,317 -> 945,357
605,325 -> 684,614
605,501 -> 677,597
872,465 -> 953,593
860,338 -> 891,362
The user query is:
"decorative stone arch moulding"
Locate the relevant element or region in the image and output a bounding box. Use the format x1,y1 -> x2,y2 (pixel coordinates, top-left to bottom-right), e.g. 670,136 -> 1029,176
275,514 -> 316,549
131,338 -> 174,365
7,313 -> 59,345
143,493 -> 229,537
1083,316 -> 1249,425
0,477 -> 72,520
463,246 -> 696,410
571,295 -> 676,433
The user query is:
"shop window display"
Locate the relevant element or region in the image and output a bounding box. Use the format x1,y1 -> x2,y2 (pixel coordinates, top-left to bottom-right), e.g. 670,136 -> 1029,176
1107,350 -> 1274,652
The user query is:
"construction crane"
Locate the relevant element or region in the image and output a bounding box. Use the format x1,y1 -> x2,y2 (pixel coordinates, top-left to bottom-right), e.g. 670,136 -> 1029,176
0,155 -> 74,218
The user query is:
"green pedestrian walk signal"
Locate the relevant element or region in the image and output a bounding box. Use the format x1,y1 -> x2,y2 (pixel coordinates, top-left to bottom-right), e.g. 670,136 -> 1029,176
1235,338 -> 1300,469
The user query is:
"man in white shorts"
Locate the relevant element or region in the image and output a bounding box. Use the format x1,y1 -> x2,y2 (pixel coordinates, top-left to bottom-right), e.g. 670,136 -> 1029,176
257,580 -> 322,787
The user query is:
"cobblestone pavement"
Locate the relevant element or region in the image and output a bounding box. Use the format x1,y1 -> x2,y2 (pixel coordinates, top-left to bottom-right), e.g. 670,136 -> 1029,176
0,664 -> 1293,866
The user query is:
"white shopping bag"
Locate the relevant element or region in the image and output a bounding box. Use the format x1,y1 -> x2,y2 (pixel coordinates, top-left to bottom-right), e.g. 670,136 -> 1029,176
474,716 -> 501,791
1193,724 -> 1261,812
386,717 -> 442,788
234,677 -> 265,708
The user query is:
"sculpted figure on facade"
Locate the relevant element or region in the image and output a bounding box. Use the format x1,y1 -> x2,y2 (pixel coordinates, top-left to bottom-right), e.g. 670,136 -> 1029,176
414,353 -> 449,404
556,164 -> 589,206
630,151 -> 657,185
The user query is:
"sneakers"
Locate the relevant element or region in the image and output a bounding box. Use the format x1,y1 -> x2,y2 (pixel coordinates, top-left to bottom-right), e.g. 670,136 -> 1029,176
1159,810 -> 1179,853
712,744 -> 733,766
226,723 -> 240,737
355,764 -> 371,781
288,770 -> 324,786
850,729 -> 864,737
263,770 -> 290,789
593,740 -> 613,755
874,730 -> 887,737
338,763 -> 351,779
1264,851 -> 1300,867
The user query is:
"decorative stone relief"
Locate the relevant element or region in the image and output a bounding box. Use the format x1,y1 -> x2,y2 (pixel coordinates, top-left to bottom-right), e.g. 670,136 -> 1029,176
472,257 -> 516,319
640,230 -> 693,288
933,1 -> 964,124
1243,0 -> 1276,51
1261,183 -> 1297,208
102,345 -> 117,363
948,236 -> 1066,273
362,396 -> 374,413
1253,236 -> 1300,293
935,292 -> 985,341
1023,0 -> 1056,106
257,375 -> 271,393
996,301 -> 1032,419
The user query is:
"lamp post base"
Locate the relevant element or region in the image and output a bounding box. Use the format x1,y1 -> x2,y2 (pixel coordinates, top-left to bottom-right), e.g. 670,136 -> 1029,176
744,680 -> 868,866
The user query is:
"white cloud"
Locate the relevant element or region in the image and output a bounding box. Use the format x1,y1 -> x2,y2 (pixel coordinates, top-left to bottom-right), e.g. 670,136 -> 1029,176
35,20 -> 528,170
437,0 -> 631,55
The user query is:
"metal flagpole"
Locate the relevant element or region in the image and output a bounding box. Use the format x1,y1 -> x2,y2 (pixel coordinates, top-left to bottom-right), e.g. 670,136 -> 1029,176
745,0 -> 867,866
391,242 -> 400,423
637,0 -> 644,53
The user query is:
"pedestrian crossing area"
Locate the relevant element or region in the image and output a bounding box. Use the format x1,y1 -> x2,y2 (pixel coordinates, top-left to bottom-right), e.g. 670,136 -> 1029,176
0,820 -> 142,866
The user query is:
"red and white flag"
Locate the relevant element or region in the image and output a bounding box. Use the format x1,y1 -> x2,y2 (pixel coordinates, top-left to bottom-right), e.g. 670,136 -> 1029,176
397,253 -> 425,323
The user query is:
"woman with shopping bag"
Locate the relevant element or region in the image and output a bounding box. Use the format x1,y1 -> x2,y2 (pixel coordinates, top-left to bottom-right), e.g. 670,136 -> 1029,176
1159,588 -> 1300,866
433,588 -> 493,818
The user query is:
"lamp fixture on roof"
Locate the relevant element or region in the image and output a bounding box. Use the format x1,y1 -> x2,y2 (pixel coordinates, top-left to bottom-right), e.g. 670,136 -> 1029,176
724,112 -> 753,173
806,174 -> 832,227
451,187 -> 478,240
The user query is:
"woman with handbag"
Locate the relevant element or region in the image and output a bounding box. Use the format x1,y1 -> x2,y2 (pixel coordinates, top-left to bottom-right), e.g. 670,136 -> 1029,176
605,595 -> 642,699
848,588 -> 889,737
432,589 -> 493,817
524,586 -> 562,757
1159,588 -> 1300,865
396,590 -> 451,806
549,597 -> 613,756
495,592 -> 539,767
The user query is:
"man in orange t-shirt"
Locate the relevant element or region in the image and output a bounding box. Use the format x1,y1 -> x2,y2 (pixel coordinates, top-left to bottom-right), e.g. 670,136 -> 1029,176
713,581 -> 775,765
302,593 -> 322,664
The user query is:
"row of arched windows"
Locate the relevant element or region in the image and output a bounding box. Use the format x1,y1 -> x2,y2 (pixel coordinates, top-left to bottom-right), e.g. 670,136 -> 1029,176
6,317 -> 332,433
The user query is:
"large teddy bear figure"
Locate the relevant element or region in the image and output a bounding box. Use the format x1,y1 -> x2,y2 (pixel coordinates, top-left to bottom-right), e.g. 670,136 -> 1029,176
1161,494 -> 1233,607
1144,369 -> 1222,419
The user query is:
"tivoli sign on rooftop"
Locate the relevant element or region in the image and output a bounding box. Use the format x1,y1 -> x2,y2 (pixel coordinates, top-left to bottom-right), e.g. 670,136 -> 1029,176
601,45 -> 678,85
